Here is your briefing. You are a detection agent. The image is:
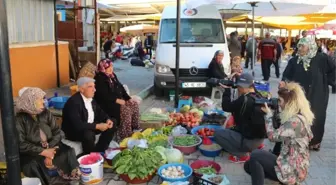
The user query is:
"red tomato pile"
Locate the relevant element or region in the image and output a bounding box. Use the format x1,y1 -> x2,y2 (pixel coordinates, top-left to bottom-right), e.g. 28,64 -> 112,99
197,128 -> 215,137
166,112 -> 201,128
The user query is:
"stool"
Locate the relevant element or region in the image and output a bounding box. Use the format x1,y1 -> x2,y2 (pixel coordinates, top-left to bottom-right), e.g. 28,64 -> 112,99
177,97 -> 193,109
211,87 -> 223,102
62,134 -> 101,156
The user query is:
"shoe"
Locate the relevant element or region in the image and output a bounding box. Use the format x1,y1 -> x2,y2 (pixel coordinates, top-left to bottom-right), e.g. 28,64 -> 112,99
258,143 -> 265,149
228,154 -> 250,163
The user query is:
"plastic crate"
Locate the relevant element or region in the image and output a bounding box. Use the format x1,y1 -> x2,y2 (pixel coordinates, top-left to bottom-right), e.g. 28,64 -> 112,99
254,81 -> 270,92
189,175 -> 216,185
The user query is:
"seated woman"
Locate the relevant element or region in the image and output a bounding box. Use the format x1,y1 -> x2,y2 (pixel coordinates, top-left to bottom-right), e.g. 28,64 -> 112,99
208,50 -> 227,79
16,87 -> 80,185
244,82 -> 314,185
94,59 -> 140,141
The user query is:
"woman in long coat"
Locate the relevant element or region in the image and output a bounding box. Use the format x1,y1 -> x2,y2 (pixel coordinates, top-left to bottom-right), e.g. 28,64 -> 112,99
16,88 -> 80,185
281,37 -> 335,151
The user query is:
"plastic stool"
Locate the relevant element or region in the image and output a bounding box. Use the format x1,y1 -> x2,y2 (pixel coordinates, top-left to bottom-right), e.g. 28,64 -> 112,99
211,87 -> 223,102
178,97 -> 193,109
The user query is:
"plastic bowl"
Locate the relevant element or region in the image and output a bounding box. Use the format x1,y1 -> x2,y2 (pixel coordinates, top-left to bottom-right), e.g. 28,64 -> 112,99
199,143 -> 222,157
190,160 -> 221,176
191,125 -> 223,141
49,96 -> 69,109
168,134 -> 202,155
158,163 -> 193,182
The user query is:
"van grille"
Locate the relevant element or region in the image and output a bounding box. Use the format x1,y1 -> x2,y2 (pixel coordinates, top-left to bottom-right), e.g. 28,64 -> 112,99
171,68 -> 208,77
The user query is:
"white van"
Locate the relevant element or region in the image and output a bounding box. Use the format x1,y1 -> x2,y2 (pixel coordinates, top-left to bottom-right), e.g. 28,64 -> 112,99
154,4 -> 230,96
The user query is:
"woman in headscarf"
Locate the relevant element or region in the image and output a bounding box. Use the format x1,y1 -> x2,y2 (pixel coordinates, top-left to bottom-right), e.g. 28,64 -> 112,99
280,37 -> 335,151
16,88 -> 80,185
94,59 -> 140,141
208,50 -> 228,79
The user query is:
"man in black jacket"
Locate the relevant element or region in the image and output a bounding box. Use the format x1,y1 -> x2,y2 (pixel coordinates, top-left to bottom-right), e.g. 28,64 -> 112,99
214,73 -> 266,163
62,77 -> 116,155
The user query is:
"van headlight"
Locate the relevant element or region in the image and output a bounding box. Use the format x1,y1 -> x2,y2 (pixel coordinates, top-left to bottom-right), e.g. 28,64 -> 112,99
156,64 -> 171,73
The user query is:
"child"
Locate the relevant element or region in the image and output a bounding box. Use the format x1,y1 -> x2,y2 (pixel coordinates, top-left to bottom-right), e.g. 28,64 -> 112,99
230,56 -> 243,77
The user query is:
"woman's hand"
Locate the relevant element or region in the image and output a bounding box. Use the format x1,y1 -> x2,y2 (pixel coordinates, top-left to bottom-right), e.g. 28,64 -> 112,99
116,99 -> 126,105
40,148 -> 57,159
261,103 -> 271,114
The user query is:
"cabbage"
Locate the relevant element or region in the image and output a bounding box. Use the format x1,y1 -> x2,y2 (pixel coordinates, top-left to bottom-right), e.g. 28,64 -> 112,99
155,146 -> 167,164
164,148 -> 184,163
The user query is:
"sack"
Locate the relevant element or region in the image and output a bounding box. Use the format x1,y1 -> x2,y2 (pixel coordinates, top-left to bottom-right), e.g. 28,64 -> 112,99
130,58 -> 145,67
78,61 -> 96,79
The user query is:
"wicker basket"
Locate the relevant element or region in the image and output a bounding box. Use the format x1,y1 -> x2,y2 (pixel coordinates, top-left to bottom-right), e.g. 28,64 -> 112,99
78,61 -> 96,79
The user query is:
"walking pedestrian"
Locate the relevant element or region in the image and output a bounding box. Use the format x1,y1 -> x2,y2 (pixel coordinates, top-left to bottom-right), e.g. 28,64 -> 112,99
258,32 -> 277,81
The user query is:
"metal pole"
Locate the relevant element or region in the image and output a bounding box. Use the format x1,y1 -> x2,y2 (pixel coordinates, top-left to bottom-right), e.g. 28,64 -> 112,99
54,0 -> 61,87
174,0 -> 181,107
74,0 -> 79,67
0,0 -> 22,184
251,3 -> 256,77
94,0 -> 98,64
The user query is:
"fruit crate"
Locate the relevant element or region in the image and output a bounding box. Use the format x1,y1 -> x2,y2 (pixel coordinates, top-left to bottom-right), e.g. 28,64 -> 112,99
189,175 -> 216,185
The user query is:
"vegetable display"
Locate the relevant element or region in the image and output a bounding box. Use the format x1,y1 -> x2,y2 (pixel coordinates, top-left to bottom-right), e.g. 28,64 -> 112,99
140,113 -> 170,121
194,166 -> 217,175
161,166 -> 185,179
197,128 -> 215,137
112,147 -> 162,180
161,126 -> 174,135
167,112 -> 202,128
173,135 -> 198,146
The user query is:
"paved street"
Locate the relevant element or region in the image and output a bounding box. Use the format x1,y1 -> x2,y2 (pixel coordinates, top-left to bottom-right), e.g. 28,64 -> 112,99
98,61 -> 336,185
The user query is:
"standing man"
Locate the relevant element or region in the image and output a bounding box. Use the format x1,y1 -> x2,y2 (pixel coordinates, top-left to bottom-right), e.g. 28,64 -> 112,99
115,32 -> 123,44
258,32 -> 277,81
245,34 -> 257,69
274,37 -> 283,78
228,31 -> 241,58
145,34 -> 154,59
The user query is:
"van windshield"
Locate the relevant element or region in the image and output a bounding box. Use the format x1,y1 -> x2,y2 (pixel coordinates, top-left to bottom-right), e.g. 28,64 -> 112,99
160,18 -> 225,43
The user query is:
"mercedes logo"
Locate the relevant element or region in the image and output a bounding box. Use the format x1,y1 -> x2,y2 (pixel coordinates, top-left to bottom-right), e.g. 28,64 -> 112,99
189,66 -> 198,75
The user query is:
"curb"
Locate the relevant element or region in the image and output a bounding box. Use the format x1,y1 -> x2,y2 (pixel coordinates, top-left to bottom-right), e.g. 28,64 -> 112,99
136,85 -> 153,100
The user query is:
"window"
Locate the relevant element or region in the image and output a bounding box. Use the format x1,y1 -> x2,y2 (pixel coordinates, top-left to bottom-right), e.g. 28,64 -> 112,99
160,19 -> 225,43
6,0 -> 54,44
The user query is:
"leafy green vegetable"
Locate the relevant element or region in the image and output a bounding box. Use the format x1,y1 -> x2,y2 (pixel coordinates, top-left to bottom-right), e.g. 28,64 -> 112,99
161,126 -> 174,135
173,135 -> 198,146
112,147 -> 162,180
195,166 -> 217,175
148,139 -> 168,148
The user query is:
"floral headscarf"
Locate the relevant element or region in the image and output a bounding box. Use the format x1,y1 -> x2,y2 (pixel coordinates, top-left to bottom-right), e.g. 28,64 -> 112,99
297,37 -> 318,71
97,59 -> 114,78
16,87 -> 46,115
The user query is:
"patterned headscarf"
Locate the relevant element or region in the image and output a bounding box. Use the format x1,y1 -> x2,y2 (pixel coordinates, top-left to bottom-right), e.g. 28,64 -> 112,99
297,37 -> 318,71
16,87 -> 46,115
97,59 -> 114,78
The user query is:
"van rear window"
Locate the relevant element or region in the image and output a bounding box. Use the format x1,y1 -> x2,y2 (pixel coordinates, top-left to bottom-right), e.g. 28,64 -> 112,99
159,19 -> 225,43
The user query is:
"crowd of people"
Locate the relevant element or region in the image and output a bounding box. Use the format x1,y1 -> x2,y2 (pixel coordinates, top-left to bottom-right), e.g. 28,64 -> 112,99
208,32 -> 335,184
13,28 -> 335,185
15,58 -> 140,185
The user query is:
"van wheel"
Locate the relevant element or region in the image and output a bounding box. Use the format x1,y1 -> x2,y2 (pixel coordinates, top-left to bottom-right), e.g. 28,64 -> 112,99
154,83 -> 164,97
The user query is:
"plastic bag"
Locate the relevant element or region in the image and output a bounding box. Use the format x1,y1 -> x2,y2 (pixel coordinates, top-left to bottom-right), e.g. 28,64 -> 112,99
131,95 -> 142,104
127,139 -> 148,149
171,126 -> 187,136
108,140 -> 120,149
80,153 -> 102,165
105,149 -> 121,160
201,174 -> 230,185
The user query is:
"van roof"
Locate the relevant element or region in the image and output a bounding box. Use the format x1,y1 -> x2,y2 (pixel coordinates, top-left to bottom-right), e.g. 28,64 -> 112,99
161,4 -> 222,19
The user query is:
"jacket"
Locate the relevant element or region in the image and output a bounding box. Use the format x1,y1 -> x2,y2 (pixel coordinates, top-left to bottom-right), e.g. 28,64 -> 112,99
207,60 -> 227,79
16,110 -> 63,156
94,72 -> 131,124
265,113 -> 313,185
61,92 -> 110,138
221,89 -> 266,139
